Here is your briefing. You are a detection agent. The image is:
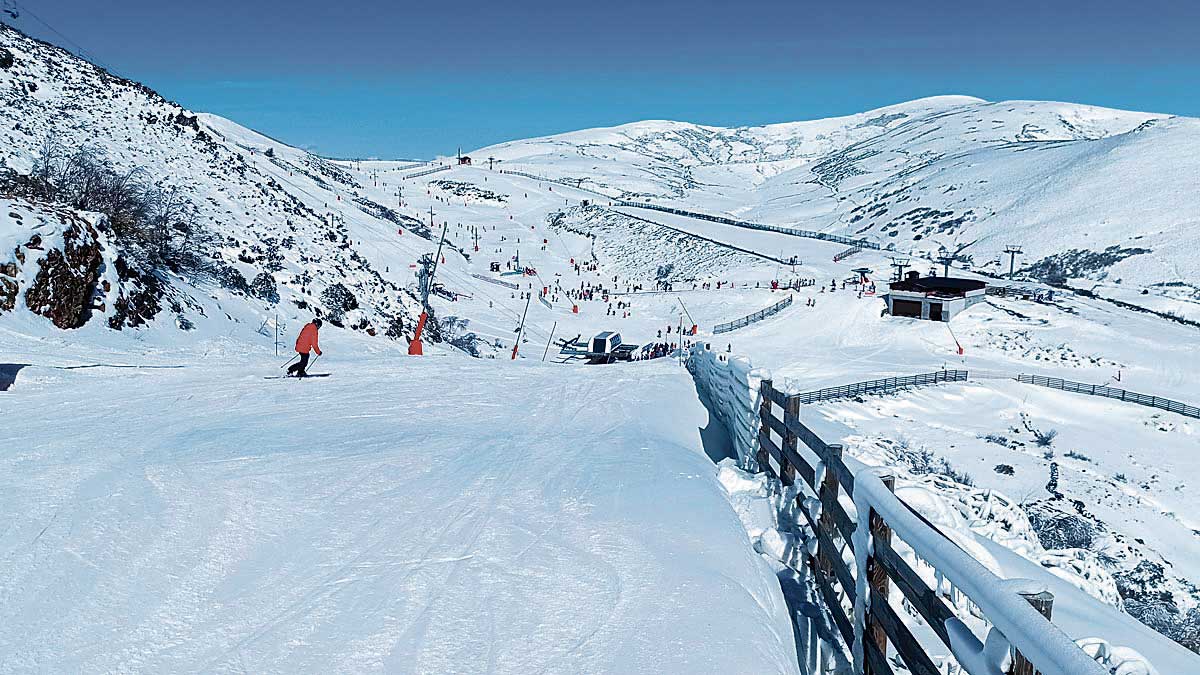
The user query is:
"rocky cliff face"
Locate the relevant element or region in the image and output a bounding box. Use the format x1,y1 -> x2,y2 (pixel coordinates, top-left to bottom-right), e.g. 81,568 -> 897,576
1,198 -> 104,328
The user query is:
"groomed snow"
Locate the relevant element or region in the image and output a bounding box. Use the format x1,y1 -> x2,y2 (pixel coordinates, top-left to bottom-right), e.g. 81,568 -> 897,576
0,353 -> 798,674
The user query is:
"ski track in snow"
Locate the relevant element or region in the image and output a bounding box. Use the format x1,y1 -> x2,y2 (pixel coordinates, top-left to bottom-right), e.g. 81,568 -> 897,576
0,357 -> 799,674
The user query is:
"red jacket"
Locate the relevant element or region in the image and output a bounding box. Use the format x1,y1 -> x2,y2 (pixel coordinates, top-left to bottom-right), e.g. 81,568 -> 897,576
296,323 -> 321,355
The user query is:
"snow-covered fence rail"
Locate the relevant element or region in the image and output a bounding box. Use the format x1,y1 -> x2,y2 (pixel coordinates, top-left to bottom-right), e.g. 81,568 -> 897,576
792,370 -> 968,404
614,201 -> 882,251
755,376 -> 1104,675
401,165 -> 450,180
470,273 -> 519,290
1015,374 -> 1200,420
713,294 -> 793,334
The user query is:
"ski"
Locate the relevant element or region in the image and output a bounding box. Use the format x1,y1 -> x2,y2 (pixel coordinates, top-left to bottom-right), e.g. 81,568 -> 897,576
263,373 -> 332,380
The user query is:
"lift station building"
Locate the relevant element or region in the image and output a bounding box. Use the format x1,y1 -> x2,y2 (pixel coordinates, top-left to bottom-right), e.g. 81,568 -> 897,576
886,272 -> 986,321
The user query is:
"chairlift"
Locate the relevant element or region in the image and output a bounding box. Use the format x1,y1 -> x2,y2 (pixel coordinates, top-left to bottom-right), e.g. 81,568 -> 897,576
2,0 -> 18,19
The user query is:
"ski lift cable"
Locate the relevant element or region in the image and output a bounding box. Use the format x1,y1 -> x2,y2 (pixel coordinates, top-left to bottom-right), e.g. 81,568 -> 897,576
9,1 -> 111,72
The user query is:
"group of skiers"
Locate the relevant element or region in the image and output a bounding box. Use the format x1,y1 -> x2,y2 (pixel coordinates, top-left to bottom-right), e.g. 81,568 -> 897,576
637,342 -> 679,361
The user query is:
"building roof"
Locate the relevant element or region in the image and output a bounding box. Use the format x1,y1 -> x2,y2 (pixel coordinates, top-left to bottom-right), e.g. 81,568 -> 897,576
889,275 -> 986,295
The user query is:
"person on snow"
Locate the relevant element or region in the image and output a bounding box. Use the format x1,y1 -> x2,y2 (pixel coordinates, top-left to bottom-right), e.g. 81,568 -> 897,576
288,318 -> 323,377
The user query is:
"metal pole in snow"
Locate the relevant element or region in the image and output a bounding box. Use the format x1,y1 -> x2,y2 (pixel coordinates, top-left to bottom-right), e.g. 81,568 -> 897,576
512,295 -> 532,360
542,321 -> 558,362
678,315 -> 683,366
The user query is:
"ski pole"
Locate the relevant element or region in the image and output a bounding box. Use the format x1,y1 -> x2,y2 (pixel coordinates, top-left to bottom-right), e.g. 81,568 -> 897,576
307,354 -> 320,372
280,353 -> 300,369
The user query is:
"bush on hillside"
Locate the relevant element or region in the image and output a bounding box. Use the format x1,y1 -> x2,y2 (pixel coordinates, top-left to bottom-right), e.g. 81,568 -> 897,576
1,138 -> 215,279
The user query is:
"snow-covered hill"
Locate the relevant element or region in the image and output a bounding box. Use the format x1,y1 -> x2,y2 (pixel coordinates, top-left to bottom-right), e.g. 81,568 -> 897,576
0,22 -> 426,343
478,96 -> 1200,314
3,16 -> 1200,674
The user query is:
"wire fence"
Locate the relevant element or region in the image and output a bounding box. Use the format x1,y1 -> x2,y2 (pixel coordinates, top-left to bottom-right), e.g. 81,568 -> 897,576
401,165 -> 450,180
792,370 -> 969,404
1016,374 -> 1200,419
470,273 -> 519,290
713,295 -> 793,334
832,245 -> 862,262
614,201 -> 882,250
498,169 -> 612,198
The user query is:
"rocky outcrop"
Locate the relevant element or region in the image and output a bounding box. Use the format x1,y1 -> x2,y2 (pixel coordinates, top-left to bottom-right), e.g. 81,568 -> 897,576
0,202 -> 104,329
23,225 -> 102,328
107,256 -> 162,330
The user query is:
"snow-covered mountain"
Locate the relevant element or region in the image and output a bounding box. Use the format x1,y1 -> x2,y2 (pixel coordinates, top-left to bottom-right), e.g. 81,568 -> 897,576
0,22 -> 426,342
479,96 -> 1199,308
3,16 -> 1200,675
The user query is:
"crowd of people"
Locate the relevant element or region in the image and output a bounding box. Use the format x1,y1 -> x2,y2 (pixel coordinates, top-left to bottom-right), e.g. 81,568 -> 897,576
636,342 -> 680,361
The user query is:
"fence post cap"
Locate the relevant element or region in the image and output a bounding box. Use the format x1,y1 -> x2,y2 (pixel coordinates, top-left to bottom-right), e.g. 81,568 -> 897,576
1002,578 -> 1050,597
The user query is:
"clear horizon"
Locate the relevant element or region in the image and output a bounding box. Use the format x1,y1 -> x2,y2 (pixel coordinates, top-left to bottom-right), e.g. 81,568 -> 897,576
8,0 -> 1199,158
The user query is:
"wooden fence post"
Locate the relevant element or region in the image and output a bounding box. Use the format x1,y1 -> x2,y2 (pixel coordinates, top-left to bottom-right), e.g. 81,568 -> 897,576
758,379 -> 773,474
864,472 -> 895,675
1011,591 -> 1054,675
780,395 -> 801,486
817,444 -> 843,580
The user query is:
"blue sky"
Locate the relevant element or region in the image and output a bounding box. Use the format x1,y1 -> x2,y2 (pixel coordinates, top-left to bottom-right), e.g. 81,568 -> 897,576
11,0 -> 1199,158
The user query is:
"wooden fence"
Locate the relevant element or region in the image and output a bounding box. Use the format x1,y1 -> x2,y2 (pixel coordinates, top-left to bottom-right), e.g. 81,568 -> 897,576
615,200 -> 882,250
791,370 -> 968,404
1016,374 -> 1200,420
714,295 -> 794,334
756,377 -> 1105,675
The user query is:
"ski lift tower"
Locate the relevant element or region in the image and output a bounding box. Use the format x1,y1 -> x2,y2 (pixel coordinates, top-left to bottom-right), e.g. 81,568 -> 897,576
408,222 -> 448,356
851,267 -> 873,286
935,246 -> 955,277
889,257 -> 911,282
1004,245 -> 1023,279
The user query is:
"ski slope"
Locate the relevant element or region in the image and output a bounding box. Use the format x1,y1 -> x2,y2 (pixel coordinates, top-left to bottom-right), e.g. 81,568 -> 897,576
4,17 -> 1200,670
0,349 -> 798,674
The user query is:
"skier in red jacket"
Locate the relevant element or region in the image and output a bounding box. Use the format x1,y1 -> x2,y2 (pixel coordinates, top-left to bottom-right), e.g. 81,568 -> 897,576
288,318 -> 323,377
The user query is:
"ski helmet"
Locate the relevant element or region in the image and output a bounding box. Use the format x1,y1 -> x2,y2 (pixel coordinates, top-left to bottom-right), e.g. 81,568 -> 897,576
313,318 -> 323,328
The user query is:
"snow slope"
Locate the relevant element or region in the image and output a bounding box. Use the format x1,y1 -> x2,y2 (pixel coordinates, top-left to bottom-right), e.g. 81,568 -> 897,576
0,351 -> 798,674
477,96 -> 1200,314
4,16 -> 1200,672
